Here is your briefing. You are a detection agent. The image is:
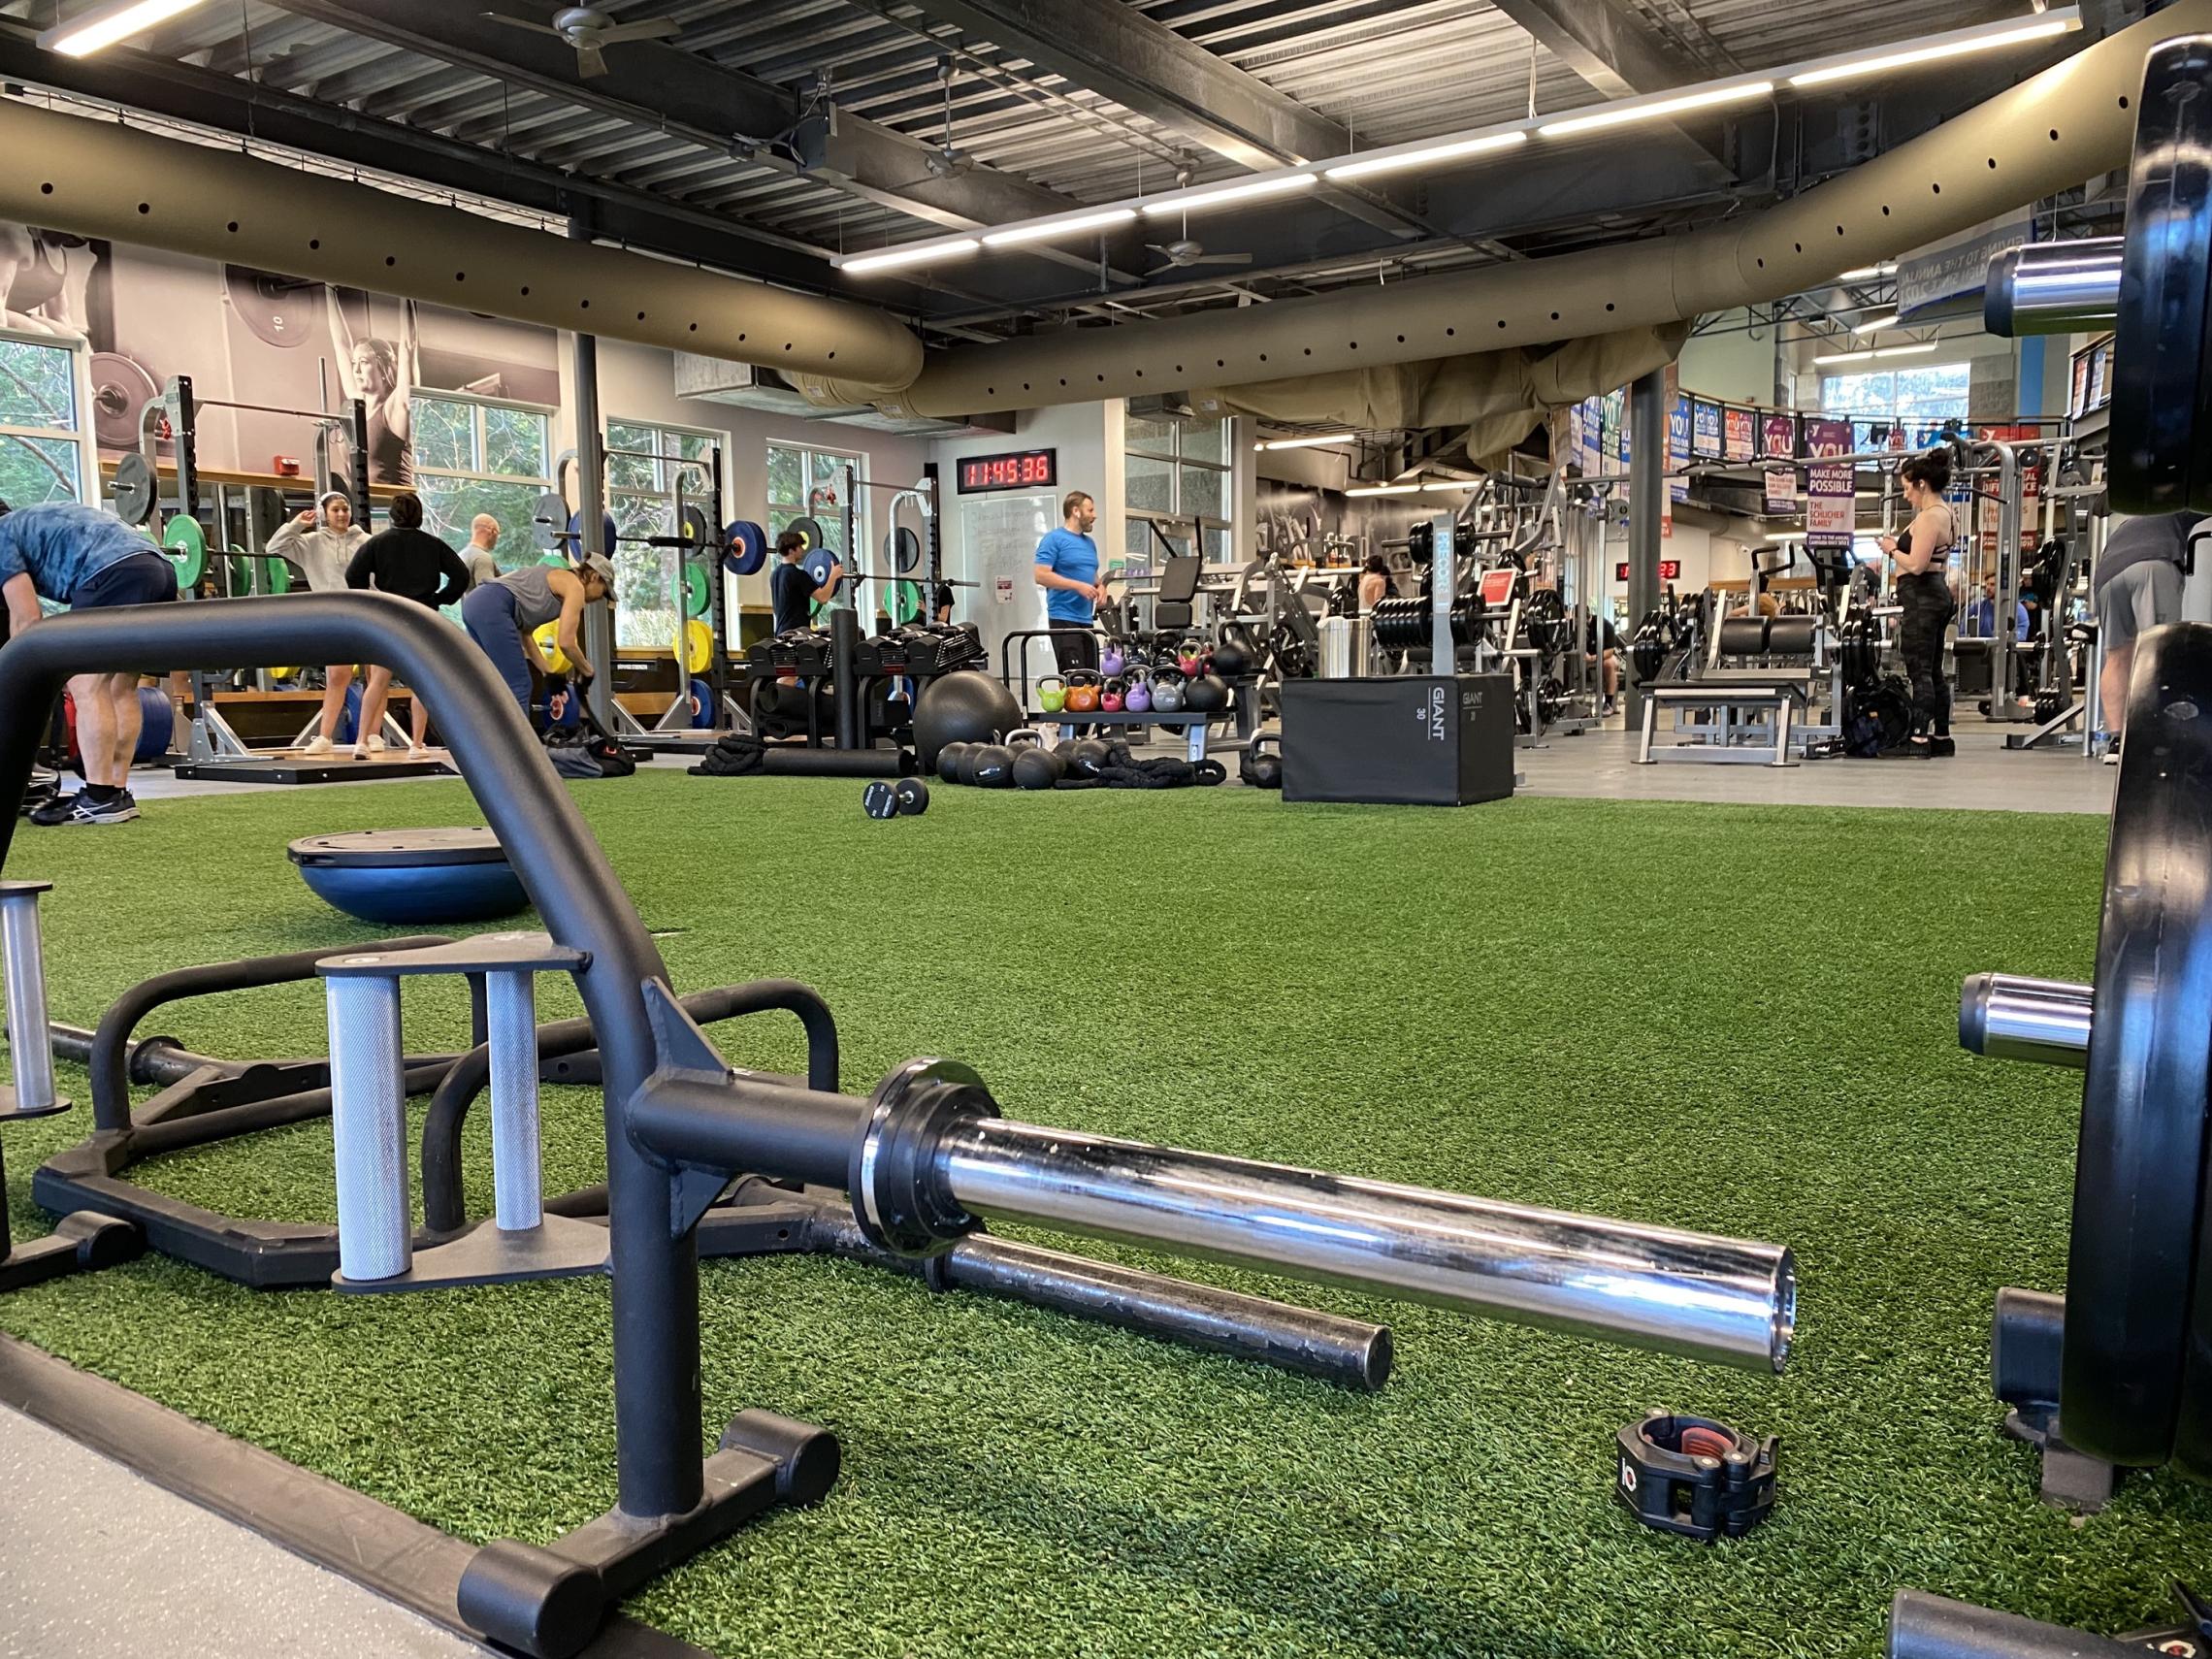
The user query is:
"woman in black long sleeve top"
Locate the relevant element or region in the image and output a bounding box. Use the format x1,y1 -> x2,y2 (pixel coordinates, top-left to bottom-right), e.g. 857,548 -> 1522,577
344,490 -> 472,760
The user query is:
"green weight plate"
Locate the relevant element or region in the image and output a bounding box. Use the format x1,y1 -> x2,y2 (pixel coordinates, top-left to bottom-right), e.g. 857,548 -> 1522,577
2063,622 -> 2212,1467
676,561 -> 711,618
893,578 -> 922,625
161,514 -> 207,587
263,554 -> 293,595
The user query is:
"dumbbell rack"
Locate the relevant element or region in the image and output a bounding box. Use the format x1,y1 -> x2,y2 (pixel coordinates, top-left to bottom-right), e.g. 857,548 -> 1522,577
0,881 -> 141,1291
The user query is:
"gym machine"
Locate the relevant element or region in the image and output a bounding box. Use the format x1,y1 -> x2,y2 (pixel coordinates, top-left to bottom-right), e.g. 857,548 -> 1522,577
1887,32 -> 2212,1654
0,593 -> 1795,1659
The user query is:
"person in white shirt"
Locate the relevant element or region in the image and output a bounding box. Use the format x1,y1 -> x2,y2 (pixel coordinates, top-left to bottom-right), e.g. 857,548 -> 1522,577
465,514 -> 503,589
266,491 -> 374,755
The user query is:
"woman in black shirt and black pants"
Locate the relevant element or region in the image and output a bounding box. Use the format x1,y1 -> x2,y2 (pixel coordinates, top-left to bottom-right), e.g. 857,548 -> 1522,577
1878,449 -> 1958,757
345,490 -> 472,760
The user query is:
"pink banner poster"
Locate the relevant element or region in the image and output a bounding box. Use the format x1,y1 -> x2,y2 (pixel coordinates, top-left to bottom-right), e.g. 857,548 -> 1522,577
1803,416 -> 1856,550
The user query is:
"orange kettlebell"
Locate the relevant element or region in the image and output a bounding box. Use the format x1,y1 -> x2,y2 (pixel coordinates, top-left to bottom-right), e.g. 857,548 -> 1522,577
1064,670 -> 1101,713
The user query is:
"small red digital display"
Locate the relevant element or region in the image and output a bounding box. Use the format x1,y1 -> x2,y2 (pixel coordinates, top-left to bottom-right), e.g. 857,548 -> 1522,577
957,448 -> 1057,493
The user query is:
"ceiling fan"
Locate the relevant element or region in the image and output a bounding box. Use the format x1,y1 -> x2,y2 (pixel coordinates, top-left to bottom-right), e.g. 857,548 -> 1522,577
1146,236 -> 1252,273
482,7 -> 680,79
890,56 -> 975,187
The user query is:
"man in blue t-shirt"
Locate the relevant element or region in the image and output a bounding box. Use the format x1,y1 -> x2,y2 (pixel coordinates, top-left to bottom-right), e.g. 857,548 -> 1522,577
0,499 -> 177,826
1032,490 -> 1105,681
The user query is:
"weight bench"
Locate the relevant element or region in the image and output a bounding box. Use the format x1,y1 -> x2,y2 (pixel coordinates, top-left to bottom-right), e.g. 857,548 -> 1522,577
1636,617 -> 1818,766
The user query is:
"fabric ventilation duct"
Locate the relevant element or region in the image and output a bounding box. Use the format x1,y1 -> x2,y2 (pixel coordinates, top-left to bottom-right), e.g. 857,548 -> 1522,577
0,98 -> 923,389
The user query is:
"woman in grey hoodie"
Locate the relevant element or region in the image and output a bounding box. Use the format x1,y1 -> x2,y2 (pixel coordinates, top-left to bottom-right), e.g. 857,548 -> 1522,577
265,491 -> 372,754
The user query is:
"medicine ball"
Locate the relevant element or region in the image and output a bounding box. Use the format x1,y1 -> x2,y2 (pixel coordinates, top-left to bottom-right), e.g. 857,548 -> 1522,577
969,743 -> 1015,788
954,744 -> 987,786
1062,737 -> 1111,779
937,741 -> 974,783
913,668 -> 1022,771
1011,746 -> 1065,790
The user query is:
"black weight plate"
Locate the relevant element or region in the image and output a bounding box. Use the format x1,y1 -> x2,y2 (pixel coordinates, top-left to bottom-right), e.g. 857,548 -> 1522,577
862,780 -> 899,820
789,514 -> 826,553
888,525 -> 921,574
2062,623 -> 2212,1467
2110,36 -> 2212,514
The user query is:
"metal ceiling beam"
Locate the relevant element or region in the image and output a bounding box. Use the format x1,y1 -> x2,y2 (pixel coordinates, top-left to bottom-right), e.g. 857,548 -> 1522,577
262,0 -> 1084,234
846,0 -> 1350,170
1483,0 -> 1728,99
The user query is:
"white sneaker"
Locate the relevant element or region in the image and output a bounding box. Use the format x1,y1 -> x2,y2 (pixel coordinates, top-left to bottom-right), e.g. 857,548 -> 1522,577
2102,748 -> 2121,765
406,746 -> 433,762
362,735 -> 387,754
300,735 -> 334,756
351,744 -> 373,761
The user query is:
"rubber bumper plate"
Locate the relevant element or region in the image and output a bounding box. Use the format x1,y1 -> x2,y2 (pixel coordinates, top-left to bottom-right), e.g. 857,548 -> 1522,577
2063,623 -> 2212,1467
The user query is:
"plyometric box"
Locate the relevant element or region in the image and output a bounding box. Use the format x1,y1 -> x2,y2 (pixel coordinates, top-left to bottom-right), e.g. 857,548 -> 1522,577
1281,674 -> 1515,806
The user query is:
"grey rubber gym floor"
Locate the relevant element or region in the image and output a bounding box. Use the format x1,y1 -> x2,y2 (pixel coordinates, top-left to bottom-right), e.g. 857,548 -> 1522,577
0,1404 -> 485,1658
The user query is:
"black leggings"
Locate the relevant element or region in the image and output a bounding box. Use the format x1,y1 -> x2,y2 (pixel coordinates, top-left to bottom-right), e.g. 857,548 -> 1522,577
1895,572 -> 1955,738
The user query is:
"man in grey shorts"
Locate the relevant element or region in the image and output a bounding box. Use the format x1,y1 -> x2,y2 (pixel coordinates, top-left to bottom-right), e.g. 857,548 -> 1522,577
2095,510 -> 2202,756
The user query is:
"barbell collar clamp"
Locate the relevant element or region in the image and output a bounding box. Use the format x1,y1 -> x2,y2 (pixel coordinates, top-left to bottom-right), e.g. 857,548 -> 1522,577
849,1057 -> 1001,1256
1614,1411 -> 1777,1542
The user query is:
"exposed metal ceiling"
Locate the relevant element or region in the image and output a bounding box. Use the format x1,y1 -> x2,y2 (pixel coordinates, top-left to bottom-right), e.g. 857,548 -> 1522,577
0,0 -> 2090,345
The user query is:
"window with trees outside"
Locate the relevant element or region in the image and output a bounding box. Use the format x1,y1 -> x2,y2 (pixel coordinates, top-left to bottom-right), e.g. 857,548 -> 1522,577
765,439 -> 861,565
608,420 -> 720,649
408,392 -> 552,575
1819,361 -> 1971,425
1123,411 -> 1231,567
0,330 -> 93,512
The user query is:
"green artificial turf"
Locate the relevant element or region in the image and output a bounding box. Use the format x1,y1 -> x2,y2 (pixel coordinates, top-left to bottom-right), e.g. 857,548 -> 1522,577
0,771 -> 2200,1658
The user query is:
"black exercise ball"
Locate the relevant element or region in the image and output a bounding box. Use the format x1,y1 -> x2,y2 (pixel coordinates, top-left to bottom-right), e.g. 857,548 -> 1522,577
937,741 -> 974,784
1062,738 -> 1111,779
1011,746 -> 1066,790
913,669 -> 1023,771
1184,672 -> 1230,714
969,744 -> 1015,788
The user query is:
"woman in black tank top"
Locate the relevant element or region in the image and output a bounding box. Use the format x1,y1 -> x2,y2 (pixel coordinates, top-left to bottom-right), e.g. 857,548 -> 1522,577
1881,449 -> 1958,756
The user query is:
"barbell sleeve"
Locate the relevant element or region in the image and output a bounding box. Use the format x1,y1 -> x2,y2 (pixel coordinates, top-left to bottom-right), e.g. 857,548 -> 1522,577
1958,973 -> 2092,1068
1983,239 -> 2121,337
1887,1590 -> 2145,1659
929,1117 -> 1795,1373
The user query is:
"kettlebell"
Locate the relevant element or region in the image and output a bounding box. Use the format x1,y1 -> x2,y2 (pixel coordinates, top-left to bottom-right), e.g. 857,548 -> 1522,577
1036,674 -> 1067,715
1176,636 -> 1206,676
1152,667 -> 1186,714
1101,676 -> 1125,714
969,743 -> 1015,788
1241,732 -> 1283,789
1011,745 -> 1066,790
1065,670 -> 1101,713
1124,667 -> 1153,715
1099,640 -> 1126,677
1211,632 -> 1253,678
937,740 -> 974,784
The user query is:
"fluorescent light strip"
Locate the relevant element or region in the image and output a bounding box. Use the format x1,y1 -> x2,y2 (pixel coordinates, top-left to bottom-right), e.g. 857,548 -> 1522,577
829,9 -> 2081,278
1346,483 -> 1423,497
1790,17 -> 2076,87
839,238 -> 979,275
1256,433 -> 1355,451
1538,80 -> 1773,139
39,0 -> 207,55
1323,129 -> 1530,182
1812,342 -> 1940,365
1850,312 -> 1900,334
1141,173 -> 1318,216
1422,480 -> 1480,492
981,208 -> 1135,248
